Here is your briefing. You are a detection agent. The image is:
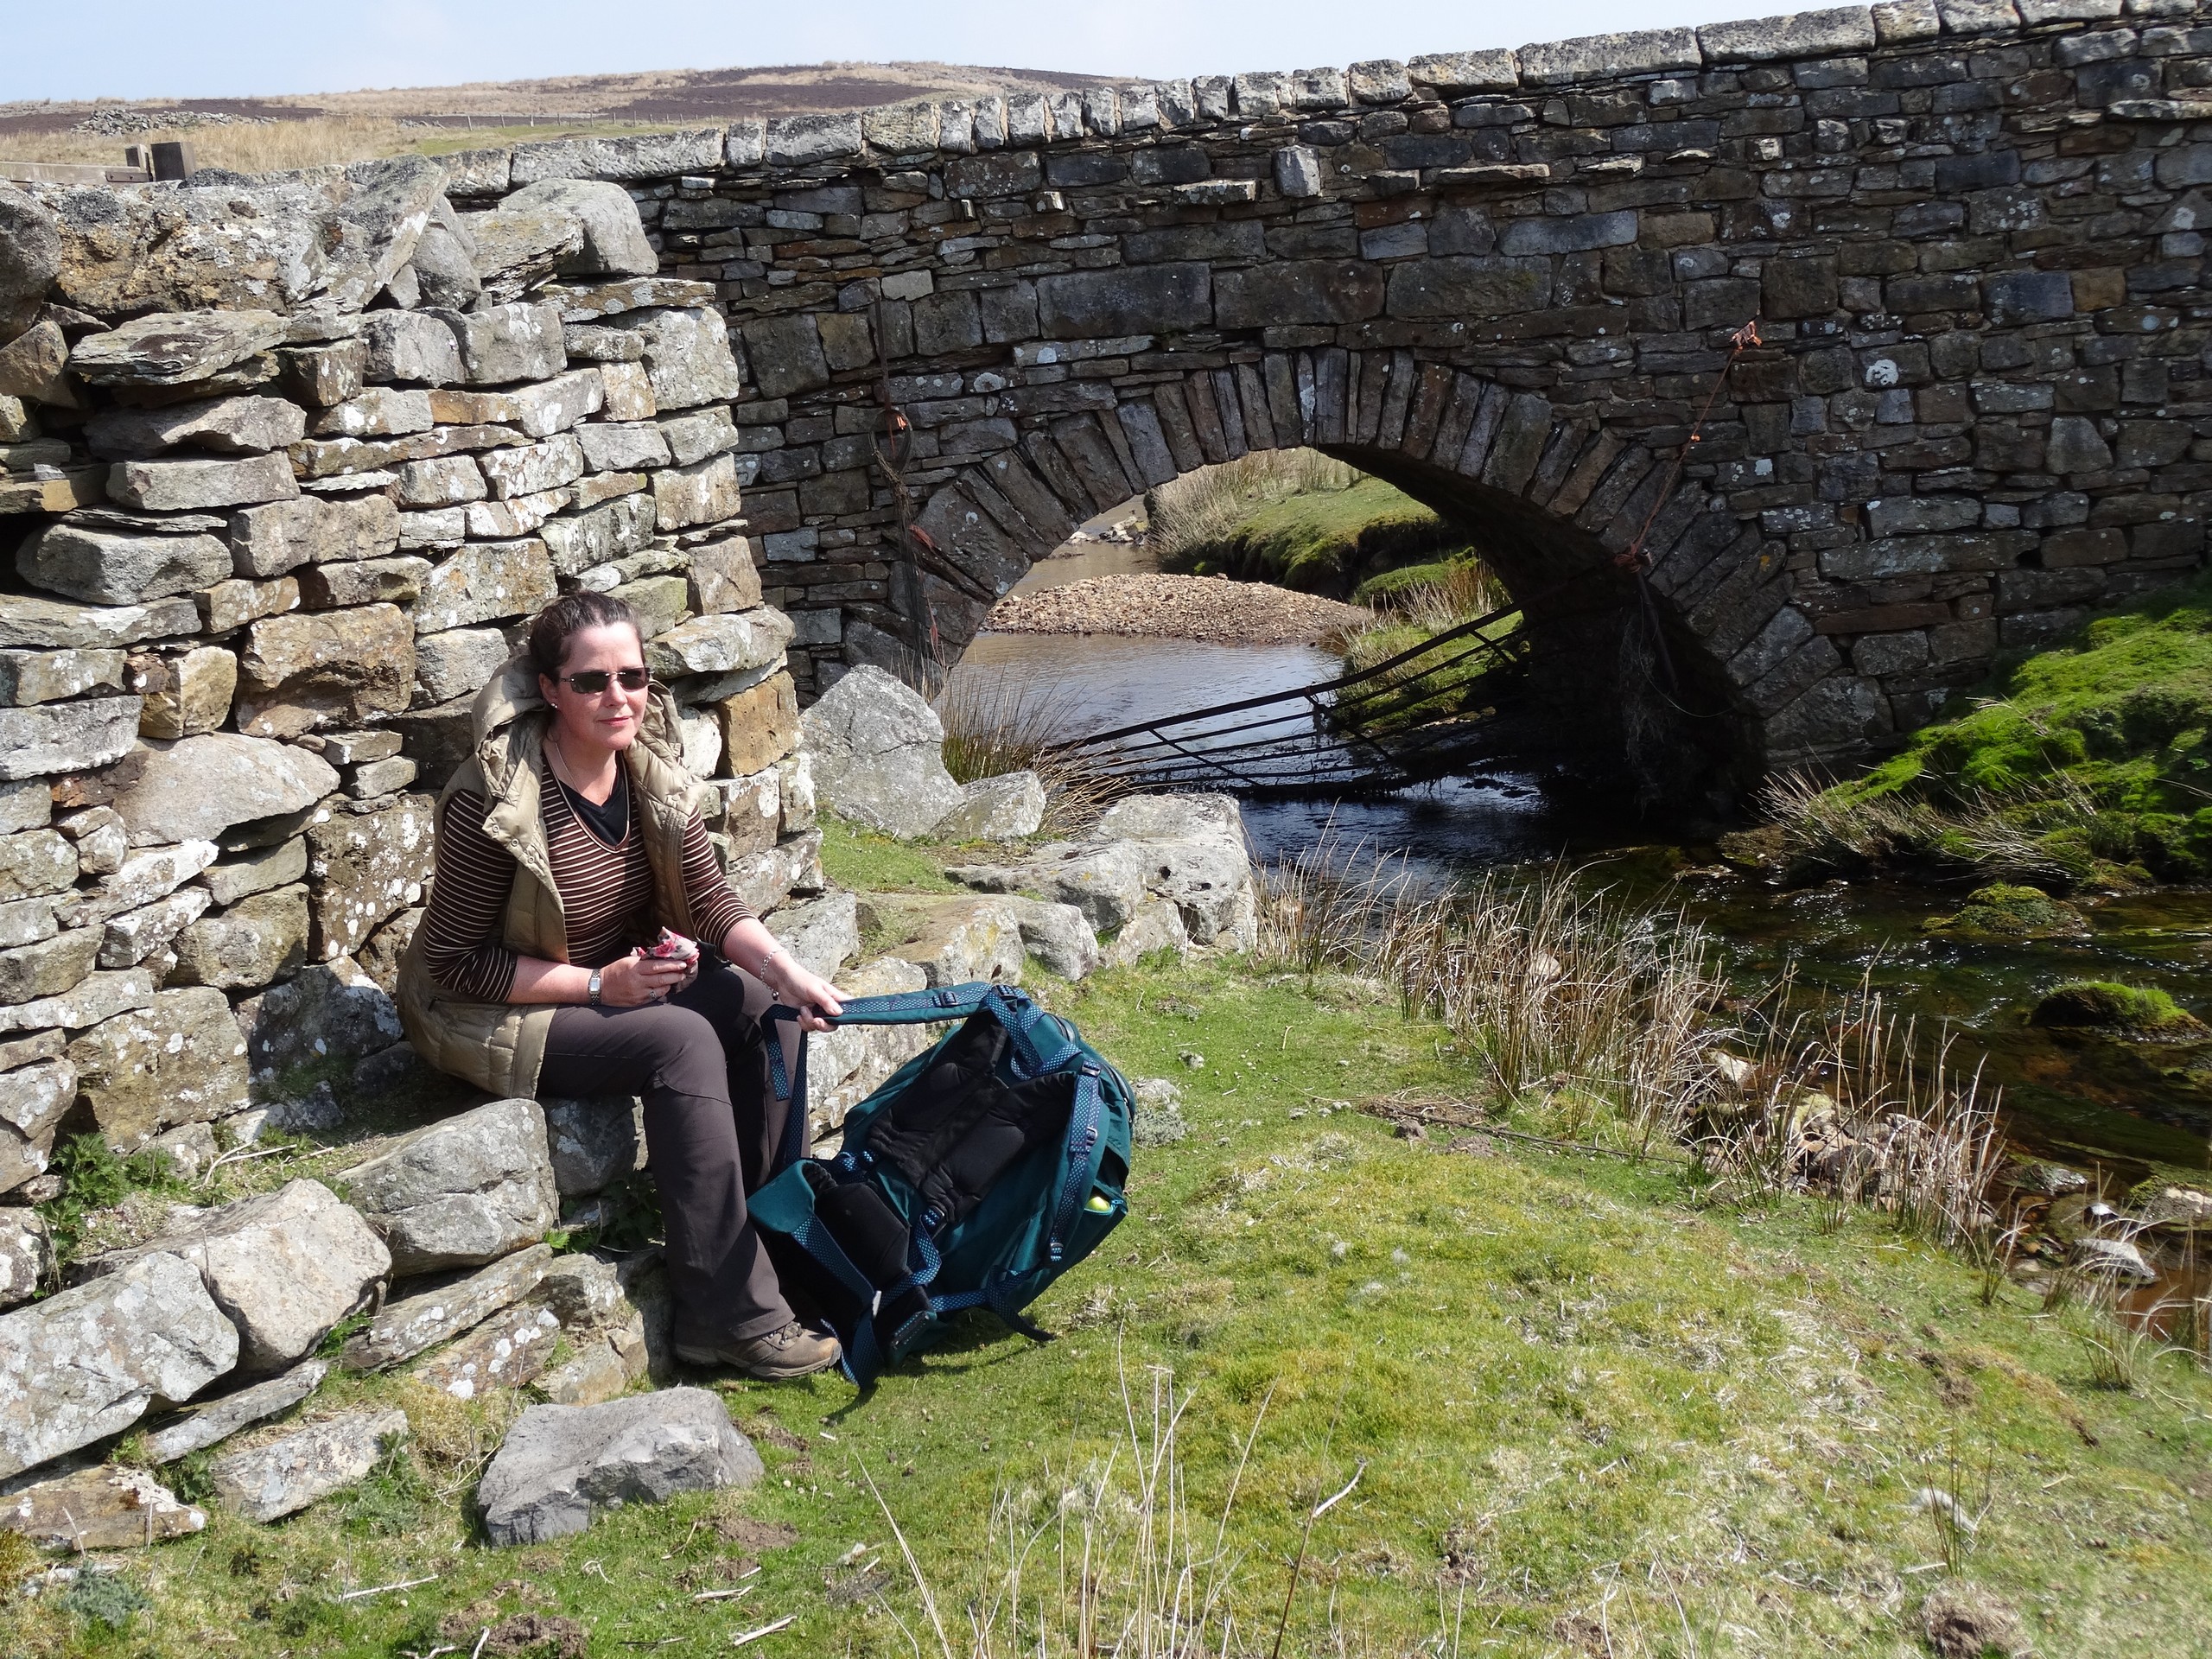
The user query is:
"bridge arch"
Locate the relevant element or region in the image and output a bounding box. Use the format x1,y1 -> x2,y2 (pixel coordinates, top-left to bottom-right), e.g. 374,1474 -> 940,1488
438,3 -> 2212,796
897,369 -> 1778,800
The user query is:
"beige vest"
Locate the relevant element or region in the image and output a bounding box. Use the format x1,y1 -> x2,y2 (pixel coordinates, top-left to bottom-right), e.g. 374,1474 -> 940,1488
397,656 -> 702,1099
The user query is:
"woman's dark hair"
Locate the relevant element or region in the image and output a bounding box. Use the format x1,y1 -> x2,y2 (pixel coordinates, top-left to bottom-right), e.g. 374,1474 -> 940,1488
529,592 -> 641,680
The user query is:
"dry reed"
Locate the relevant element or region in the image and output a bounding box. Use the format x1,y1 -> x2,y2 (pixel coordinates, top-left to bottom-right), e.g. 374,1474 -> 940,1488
934,664 -> 1126,835
1255,839 -> 2006,1236
1256,838 -> 1732,1149
1760,767 -> 2114,884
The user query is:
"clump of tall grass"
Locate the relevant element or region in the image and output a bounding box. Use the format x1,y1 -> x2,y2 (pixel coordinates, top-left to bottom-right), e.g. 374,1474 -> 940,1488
1256,842 -> 2005,1236
1711,982 -> 2006,1247
1145,449 -> 1358,566
934,665 -> 1126,834
1760,766 -> 2139,888
864,1362 -> 1276,1657
1256,842 -> 1733,1149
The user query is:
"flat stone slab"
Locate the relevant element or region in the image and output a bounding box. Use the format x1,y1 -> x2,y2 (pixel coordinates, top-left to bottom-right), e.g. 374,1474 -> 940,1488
210,1407 -> 410,1522
410,1300 -> 561,1400
68,310 -> 289,386
143,1357 -> 329,1463
1,1464 -> 206,1550
476,1387 -> 761,1545
338,1243 -> 554,1370
112,734 -> 339,848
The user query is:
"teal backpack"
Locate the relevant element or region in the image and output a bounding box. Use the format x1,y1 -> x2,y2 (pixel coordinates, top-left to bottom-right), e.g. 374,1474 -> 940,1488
750,982 -> 1134,1385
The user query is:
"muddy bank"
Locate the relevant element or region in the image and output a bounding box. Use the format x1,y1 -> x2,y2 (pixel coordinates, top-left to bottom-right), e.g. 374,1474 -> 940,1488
985,572 -> 1367,645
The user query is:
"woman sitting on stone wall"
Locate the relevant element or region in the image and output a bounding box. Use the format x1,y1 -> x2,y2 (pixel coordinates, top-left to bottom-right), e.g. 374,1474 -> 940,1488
397,591 -> 848,1380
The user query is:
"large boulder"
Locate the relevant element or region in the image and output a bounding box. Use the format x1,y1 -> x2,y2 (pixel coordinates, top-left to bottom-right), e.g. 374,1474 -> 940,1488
502,181 -> 658,277
476,1387 -> 761,1545
340,1096 -> 559,1274
1007,896 -> 1100,981
799,664 -> 964,838
67,986 -> 252,1147
933,771 -> 1046,841
0,1250 -> 238,1479
37,160 -> 438,316
0,185 -> 61,336
81,1179 -> 388,1373
234,952 -> 403,1081
766,891 -> 859,980
890,895 -> 1026,988
1090,794 -> 1257,947
210,1407 -> 410,1522
1028,839 -> 1149,931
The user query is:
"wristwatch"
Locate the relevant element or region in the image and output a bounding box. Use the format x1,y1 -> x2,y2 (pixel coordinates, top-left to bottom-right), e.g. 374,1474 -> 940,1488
587,969 -> 603,1007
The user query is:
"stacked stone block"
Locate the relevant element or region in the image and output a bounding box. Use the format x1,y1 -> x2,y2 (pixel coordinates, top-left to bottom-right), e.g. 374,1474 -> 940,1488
0,164 -> 818,1200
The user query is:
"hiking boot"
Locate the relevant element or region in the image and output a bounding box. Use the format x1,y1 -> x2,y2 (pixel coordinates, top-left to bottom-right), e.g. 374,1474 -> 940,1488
676,1320 -> 842,1380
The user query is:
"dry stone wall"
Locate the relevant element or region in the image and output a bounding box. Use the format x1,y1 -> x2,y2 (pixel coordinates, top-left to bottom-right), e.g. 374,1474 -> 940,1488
0,161 -> 820,1199
415,0 -> 2212,785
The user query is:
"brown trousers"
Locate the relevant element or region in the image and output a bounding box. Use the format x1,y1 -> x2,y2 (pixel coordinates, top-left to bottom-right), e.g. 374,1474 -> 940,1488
540,960 -> 802,1347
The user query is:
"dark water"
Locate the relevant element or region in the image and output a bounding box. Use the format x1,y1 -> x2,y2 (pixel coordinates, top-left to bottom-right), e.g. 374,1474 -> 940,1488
954,562 -> 2212,1188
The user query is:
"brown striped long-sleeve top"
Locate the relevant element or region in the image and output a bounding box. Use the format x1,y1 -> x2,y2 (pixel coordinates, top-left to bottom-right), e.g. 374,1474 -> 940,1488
419,772 -> 753,1001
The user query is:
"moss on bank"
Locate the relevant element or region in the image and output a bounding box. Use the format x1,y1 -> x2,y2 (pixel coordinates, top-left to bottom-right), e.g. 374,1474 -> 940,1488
1166,476 -> 1470,596
1802,568 -> 2212,882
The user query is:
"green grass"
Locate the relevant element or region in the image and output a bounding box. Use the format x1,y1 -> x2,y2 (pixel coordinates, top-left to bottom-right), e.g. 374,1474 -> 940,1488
1171,477 -> 1470,597
1810,566 -> 2212,880
11,958 -> 2212,1656
816,814 -> 965,897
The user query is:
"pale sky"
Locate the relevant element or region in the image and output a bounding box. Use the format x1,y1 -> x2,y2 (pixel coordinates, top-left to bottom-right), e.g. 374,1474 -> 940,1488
3,0 -> 1789,105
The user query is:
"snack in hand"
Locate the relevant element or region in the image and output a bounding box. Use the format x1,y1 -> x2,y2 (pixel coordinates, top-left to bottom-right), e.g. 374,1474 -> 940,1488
642,928 -> 701,963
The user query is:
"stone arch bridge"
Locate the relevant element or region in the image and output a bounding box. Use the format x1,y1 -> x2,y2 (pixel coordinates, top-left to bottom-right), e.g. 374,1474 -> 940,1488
316,3 -> 2212,790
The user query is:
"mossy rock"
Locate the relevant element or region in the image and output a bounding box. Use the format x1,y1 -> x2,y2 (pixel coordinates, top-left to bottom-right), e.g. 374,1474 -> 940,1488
1713,823 -> 1789,876
2029,980 -> 2211,1040
1923,883 -> 2089,939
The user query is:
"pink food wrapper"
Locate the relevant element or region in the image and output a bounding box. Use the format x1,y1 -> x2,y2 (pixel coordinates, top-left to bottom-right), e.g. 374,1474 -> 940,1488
642,928 -> 700,963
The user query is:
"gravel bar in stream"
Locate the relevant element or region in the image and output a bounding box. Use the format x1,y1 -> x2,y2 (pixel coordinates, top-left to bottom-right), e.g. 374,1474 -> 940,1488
986,573 -> 1368,645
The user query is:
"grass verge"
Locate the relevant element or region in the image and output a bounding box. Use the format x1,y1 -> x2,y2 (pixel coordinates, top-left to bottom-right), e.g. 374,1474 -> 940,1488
8,948 -> 2211,1656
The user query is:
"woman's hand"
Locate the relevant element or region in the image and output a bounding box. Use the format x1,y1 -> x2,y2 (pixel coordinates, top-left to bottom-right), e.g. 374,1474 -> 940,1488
595,951 -> 690,1007
771,961 -> 846,1033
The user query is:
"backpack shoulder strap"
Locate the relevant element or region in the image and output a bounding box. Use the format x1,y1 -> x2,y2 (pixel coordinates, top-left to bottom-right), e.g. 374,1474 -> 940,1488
763,981 -> 1071,1109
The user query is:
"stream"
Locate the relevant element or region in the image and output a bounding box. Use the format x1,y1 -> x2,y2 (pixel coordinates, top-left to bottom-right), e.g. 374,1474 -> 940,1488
948,542 -> 2212,1195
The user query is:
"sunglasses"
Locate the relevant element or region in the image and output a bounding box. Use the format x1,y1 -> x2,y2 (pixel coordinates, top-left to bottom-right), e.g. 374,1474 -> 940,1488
556,668 -> 650,693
